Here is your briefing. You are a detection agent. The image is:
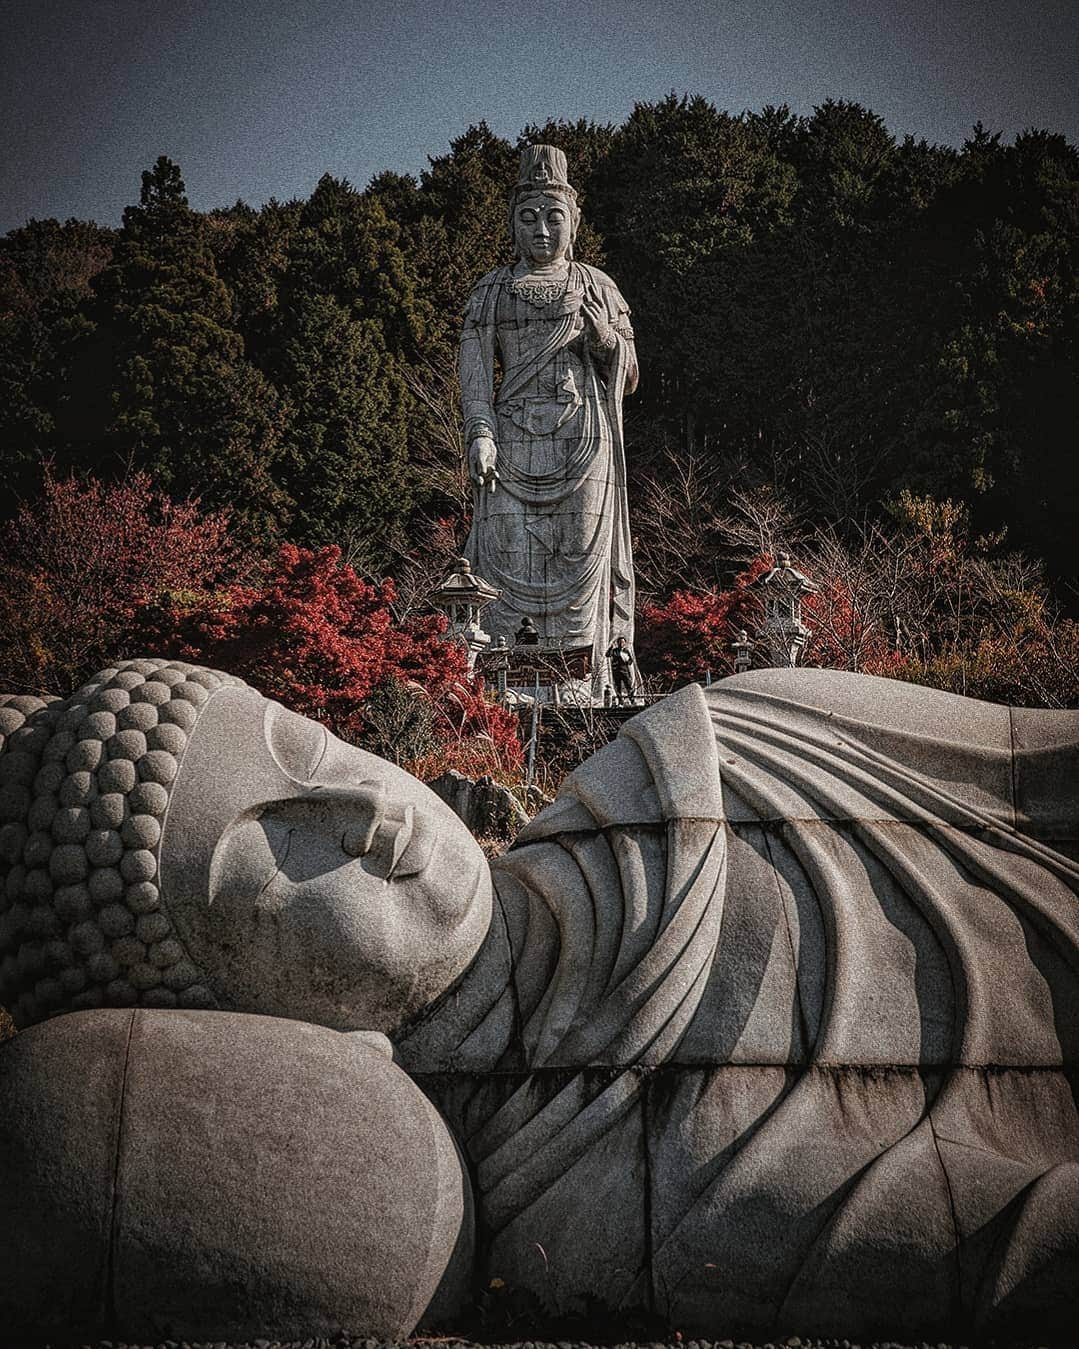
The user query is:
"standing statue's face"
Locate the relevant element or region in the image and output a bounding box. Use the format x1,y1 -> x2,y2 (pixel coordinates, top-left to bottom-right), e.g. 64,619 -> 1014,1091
160,686 -> 493,1033
514,193 -> 573,266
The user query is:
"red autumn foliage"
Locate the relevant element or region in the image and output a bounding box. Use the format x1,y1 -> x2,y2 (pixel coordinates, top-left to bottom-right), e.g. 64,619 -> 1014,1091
801,577 -> 904,674
636,556 -> 770,685
144,542 -> 522,770
0,473 -> 520,773
0,467 -> 239,694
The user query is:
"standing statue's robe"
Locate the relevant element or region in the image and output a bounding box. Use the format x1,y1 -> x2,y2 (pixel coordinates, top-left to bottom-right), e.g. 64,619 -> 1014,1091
460,262 -> 637,664
397,671 -> 1079,1341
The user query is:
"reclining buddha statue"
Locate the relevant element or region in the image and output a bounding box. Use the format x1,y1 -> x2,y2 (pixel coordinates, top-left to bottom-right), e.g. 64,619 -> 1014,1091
0,658 -> 1076,1344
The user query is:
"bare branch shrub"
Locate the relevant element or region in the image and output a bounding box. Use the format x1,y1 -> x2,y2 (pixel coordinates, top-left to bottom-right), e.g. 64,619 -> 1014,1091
400,351 -> 472,520
715,483 -> 807,565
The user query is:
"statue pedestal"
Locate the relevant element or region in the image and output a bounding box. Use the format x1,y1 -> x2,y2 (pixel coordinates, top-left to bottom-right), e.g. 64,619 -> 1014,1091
478,642 -> 599,707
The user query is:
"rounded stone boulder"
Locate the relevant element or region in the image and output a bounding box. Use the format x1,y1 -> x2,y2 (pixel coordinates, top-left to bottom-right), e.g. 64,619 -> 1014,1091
0,1008 -> 473,1344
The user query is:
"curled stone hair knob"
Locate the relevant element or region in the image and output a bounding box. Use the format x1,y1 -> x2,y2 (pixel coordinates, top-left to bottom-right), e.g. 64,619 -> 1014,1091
0,660 -> 244,1029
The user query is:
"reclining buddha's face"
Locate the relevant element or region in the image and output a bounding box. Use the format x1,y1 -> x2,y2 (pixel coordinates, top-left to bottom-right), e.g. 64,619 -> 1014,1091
159,683 -> 492,1033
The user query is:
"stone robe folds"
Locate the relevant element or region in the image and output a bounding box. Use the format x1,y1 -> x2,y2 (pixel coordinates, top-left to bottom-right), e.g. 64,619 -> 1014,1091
460,262 -> 637,662
397,670 -> 1079,1342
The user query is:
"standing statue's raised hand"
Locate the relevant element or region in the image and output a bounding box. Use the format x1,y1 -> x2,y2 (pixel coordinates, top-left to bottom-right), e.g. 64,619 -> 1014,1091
581,296 -> 617,352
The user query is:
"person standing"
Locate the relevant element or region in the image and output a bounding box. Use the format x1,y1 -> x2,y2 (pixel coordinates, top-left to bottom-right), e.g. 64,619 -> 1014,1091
606,634 -> 636,704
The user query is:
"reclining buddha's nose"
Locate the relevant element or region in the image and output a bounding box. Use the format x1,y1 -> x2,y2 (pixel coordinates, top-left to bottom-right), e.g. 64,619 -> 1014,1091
301,779 -> 418,878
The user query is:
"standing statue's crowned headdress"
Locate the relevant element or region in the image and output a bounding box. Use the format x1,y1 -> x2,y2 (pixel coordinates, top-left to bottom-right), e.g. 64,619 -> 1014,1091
509,145 -> 580,255
513,145 -> 577,204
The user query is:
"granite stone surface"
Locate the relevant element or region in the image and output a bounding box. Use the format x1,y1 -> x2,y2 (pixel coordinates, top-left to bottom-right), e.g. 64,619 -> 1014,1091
460,146 -> 638,692
1011,705 -> 1079,841
403,671 -> 1079,1340
429,768 -> 530,841
0,1001 -> 127,1341
2,663 -> 1077,1343
0,1008 -> 472,1343
160,684 -> 493,1033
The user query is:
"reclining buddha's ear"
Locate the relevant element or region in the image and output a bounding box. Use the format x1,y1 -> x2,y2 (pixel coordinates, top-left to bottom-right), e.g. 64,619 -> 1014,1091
567,200 -> 581,260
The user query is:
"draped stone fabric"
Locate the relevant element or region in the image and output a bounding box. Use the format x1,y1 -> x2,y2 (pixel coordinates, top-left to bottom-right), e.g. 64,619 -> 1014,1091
460,261 -> 637,663
398,672 -> 1079,1341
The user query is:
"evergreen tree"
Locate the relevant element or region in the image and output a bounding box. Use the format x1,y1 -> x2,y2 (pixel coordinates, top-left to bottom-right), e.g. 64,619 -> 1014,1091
595,95 -> 798,460
282,174 -> 431,358
407,123 -> 518,354
260,176 -> 431,561
901,126 -> 1079,582
86,157 -> 290,547
205,197 -> 302,354
272,292 -> 412,563
0,218 -> 113,507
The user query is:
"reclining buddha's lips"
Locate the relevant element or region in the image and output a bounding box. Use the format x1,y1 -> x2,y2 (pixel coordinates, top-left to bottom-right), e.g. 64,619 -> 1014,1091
385,805 -> 437,880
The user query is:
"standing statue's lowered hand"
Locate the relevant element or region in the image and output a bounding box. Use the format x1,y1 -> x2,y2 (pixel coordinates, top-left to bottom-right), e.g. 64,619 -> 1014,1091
469,434 -> 499,493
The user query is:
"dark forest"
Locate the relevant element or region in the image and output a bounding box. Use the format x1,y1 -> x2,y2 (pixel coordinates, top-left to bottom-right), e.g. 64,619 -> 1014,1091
2,95 -> 1077,716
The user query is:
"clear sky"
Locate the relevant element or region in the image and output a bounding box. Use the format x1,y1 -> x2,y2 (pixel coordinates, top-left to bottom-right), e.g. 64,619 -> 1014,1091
2,0 -> 1077,235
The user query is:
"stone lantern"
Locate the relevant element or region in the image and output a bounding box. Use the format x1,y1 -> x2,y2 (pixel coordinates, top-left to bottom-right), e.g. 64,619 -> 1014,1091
432,557 -> 501,670
731,629 -> 753,675
752,552 -> 819,668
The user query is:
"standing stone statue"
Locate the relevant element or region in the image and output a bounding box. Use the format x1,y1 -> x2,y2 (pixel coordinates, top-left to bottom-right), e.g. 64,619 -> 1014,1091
460,145 -> 637,678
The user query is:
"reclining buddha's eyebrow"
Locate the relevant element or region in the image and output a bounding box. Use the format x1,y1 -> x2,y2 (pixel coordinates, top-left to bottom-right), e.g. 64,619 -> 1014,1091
265,703 -> 328,782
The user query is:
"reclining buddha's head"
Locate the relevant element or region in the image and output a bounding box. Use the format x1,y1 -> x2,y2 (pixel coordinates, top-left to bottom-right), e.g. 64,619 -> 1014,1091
0,661 -> 492,1032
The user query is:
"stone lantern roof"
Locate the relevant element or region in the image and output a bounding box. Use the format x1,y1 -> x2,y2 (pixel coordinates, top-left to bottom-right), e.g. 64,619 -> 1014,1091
432,558 -> 501,670
433,556 -> 501,606
754,551 -> 819,596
